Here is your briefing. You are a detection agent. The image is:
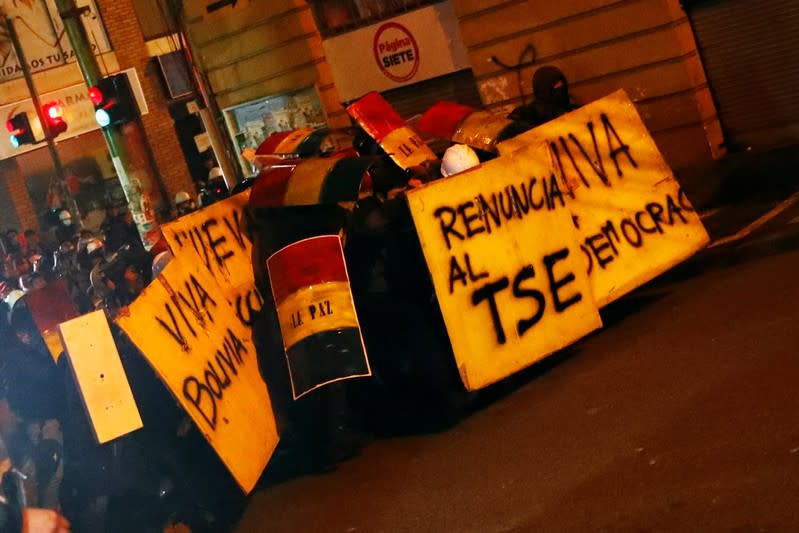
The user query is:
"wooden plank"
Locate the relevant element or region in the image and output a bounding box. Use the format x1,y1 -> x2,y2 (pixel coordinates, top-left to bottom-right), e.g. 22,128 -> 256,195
59,311 -> 143,444
116,255 -> 279,494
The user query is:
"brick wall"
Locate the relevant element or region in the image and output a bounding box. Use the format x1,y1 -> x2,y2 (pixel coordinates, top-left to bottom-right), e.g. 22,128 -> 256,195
97,0 -> 196,204
0,160 -> 34,232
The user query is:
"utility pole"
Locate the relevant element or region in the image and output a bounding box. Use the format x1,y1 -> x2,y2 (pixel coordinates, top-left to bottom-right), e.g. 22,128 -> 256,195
4,16 -> 82,228
55,0 -> 164,249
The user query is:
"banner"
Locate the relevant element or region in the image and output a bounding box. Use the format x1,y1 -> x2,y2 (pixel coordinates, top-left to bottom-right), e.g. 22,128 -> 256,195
161,191 -> 263,332
407,143 -> 603,391
116,253 -> 278,493
267,235 -> 370,399
498,90 -> 710,306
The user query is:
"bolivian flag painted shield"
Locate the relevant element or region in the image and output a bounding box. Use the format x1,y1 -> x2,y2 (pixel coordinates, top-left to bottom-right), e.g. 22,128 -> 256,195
267,235 -> 371,399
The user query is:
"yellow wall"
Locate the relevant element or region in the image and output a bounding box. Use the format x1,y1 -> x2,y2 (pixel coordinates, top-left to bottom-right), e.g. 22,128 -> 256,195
183,0 -> 350,127
451,0 -> 724,169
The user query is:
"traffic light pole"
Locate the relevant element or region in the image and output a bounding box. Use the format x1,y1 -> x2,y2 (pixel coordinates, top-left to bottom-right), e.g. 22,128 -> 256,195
4,16 -> 82,228
55,0 -> 163,250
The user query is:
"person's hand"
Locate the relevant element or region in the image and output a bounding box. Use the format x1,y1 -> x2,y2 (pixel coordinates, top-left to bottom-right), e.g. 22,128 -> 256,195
22,508 -> 70,533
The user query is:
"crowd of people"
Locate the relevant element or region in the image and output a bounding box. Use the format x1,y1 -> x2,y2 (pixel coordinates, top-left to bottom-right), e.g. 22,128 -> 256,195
0,206 -> 161,531
0,170 -> 237,531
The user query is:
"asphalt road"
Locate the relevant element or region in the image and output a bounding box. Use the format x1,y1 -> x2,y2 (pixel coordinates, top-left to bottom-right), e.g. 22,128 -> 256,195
233,223 -> 799,531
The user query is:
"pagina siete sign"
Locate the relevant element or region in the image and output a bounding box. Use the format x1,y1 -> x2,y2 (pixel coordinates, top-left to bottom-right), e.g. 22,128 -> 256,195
408,89 -> 709,391
321,2 -> 471,101
116,251 -> 278,493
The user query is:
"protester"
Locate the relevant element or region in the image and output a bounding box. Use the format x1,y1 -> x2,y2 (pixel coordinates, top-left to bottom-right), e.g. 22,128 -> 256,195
508,65 -> 578,127
173,191 -> 196,217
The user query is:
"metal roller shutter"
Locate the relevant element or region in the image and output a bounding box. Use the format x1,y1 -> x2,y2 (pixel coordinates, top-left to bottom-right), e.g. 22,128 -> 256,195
380,69 -> 483,121
689,0 -> 799,150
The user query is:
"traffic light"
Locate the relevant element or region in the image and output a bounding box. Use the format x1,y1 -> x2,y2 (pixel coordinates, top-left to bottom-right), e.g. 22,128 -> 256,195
89,73 -> 139,128
42,101 -> 68,137
6,112 -> 36,148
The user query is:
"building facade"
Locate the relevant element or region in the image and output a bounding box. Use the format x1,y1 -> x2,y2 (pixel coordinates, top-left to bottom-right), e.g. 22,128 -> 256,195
2,0 -> 797,234
0,0 -> 194,236
179,0 -> 729,174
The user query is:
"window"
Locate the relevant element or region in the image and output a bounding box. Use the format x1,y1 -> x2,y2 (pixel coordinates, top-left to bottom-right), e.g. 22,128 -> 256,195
222,87 -> 327,175
309,0 -> 443,37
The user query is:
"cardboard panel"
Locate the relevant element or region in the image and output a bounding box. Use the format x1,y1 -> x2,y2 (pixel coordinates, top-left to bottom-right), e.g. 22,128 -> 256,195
116,254 -> 278,493
161,191 -> 263,332
59,311 -> 143,444
407,143 -> 603,391
498,89 -> 710,306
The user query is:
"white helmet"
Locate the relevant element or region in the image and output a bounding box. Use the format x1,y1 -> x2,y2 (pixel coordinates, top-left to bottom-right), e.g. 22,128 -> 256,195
440,144 -> 480,177
58,210 -> 73,225
152,250 -> 173,278
86,238 -> 104,256
208,167 -> 224,180
174,191 -> 192,204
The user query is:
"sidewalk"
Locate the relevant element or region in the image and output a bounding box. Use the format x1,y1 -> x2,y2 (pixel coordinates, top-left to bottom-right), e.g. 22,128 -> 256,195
676,144 -> 799,212
654,144 -> 799,282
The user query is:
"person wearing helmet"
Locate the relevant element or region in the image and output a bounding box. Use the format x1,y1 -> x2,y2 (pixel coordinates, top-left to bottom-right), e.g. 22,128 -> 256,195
440,144 -> 481,177
54,210 -> 77,245
174,191 -> 196,217
198,167 -> 230,207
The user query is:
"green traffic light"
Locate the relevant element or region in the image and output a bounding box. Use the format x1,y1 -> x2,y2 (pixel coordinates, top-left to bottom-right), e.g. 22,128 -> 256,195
10,135 -> 20,148
95,108 -> 111,128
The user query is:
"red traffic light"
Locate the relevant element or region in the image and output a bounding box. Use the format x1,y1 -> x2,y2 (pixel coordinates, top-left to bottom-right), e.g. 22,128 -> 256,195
46,103 -> 63,120
6,119 -> 14,133
88,86 -> 103,106
41,101 -> 67,137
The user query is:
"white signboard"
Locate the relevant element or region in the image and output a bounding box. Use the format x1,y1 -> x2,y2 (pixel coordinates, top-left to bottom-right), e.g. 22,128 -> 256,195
321,2 -> 471,102
0,0 -> 111,82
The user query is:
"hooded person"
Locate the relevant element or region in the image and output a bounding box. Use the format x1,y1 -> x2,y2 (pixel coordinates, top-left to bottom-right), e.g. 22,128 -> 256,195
508,65 -> 577,127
